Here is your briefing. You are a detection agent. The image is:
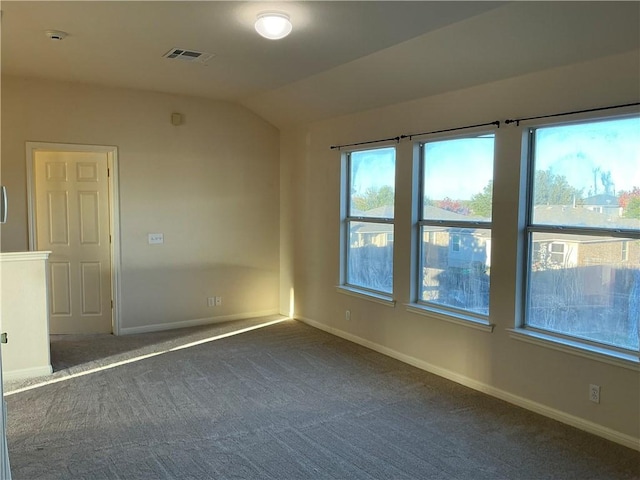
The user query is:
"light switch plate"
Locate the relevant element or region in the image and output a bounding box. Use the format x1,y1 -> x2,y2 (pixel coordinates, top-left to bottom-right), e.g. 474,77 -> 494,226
148,233 -> 164,245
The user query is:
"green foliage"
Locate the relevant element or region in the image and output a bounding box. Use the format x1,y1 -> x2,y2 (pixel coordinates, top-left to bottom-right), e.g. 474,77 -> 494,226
534,169 -> 582,205
623,197 -> 640,219
469,180 -> 493,218
618,187 -> 640,208
465,170 -> 581,218
352,185 -> 394,212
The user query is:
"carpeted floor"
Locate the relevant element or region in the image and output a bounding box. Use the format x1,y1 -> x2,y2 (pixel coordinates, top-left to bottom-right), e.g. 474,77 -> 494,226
4,316 -> 639,479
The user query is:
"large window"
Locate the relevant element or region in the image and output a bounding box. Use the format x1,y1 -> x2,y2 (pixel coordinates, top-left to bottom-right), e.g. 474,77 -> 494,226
525,116 -> 640,352
344,147 -> 396,296
417,134 -> 495,318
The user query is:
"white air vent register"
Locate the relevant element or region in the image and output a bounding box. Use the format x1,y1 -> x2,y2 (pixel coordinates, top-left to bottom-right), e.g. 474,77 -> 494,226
163,48 -> 214,64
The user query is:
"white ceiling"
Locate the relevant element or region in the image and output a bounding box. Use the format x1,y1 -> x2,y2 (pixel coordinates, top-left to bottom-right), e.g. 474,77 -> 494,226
2,1 -> 639,127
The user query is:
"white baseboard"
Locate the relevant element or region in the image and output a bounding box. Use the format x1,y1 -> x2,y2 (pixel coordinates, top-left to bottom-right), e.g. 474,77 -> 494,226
119,309 -> 281,335
297,316 -> 640,452
3,365 -> 53,382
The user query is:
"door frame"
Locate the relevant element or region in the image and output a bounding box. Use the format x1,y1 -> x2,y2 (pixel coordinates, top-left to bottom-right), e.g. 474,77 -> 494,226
25,142 -> 122,335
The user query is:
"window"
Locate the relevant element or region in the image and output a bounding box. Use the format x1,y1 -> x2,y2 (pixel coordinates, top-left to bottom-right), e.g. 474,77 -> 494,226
549,242 -> 566,265
343,147 -> 396,296
451,234 -> 461,252
525,116 -> 640,352
417,134 -> 495,318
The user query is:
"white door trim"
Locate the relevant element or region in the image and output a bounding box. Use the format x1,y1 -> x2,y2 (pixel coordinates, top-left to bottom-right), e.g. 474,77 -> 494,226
26,142 -> 122,335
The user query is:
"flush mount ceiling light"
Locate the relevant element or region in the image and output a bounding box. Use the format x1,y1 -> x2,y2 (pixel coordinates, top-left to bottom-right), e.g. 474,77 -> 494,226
254,12 -> 292,40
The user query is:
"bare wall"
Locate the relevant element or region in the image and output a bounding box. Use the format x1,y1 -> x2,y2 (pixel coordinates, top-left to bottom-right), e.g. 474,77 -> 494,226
1,76 -> 280,331
280,51 -> 640,444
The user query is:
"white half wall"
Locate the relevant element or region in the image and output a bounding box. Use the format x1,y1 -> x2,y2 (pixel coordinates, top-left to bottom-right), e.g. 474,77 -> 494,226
0,251 -> 53,381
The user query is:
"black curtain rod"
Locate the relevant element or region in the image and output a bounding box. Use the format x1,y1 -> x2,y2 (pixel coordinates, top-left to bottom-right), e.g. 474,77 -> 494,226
330,120 -> 500,150
400,120 -> 500,140
330,102 -> 638,150
330,136 -> 400,150
505,102 -> 640,126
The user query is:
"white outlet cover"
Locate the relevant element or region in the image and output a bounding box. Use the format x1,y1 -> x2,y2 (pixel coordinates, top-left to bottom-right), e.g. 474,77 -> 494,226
148,233 -> 164,245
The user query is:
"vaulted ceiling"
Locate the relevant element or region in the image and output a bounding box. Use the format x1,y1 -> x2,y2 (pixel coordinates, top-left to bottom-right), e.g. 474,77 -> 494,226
2,1 -> 639,127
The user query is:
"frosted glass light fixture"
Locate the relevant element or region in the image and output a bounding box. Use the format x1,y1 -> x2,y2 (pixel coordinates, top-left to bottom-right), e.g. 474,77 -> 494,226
254,12 -> 292,40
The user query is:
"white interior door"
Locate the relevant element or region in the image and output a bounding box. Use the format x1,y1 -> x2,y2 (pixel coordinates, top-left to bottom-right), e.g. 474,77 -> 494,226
34,150 -> 113,334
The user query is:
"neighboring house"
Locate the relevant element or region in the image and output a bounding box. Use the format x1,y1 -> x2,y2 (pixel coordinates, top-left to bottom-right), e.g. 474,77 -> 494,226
350,205 -> 394,247
531,234 -> 639,268
581,194 -> 622,216
351,205 -> 491,260
531,205 -> 639,269
353,204 -> 637,271
532,203 -> 632,229
447,230 -> 491,270
422,206 -> 491,270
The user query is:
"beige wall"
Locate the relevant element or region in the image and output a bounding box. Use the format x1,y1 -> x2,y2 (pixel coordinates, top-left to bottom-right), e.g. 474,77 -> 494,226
1,49 -> 638,446
1,76 -> 280,332
280,51 -> 640,444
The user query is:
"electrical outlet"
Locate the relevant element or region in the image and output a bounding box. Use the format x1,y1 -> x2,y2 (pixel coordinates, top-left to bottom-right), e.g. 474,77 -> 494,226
207,297 -> 215,307
215,296 -> 222,306
345,310 -> 351,320
589,384 -> 600,404
148,233 -> 164,245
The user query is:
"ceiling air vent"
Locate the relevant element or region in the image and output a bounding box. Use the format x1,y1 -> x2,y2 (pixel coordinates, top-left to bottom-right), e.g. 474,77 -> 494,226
163,48 -> 214,64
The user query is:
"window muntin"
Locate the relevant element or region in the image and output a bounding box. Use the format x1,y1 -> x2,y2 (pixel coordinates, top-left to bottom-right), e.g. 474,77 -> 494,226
418,134 -> 495,317
525,116 -> 640,352
345,147 -> 395,295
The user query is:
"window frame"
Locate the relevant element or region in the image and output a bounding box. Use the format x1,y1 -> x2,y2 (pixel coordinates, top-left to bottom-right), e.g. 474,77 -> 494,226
339,145 -> 396,302
412,130 -> 497,325
522,114 -> 640,356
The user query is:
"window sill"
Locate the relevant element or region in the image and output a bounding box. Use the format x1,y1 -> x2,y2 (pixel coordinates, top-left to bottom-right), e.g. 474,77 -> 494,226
336,286 -> 396,307
508,328 -> 640,371
406,304 -> 494,333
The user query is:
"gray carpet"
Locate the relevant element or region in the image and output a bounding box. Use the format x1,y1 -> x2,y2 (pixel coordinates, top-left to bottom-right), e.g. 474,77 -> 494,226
4,316 -> 639,479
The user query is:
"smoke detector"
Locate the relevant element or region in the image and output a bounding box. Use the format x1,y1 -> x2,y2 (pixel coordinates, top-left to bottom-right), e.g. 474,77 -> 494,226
45,30 -> 68,41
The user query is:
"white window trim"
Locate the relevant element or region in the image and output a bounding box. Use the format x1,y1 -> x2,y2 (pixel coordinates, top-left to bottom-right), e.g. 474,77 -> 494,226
406,303 -> 494,332
522,113 -> 640,358
509,328 -> 639,371
340,146 -> 396,300
336,286 -> 396,307
414,131 -> 496,323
